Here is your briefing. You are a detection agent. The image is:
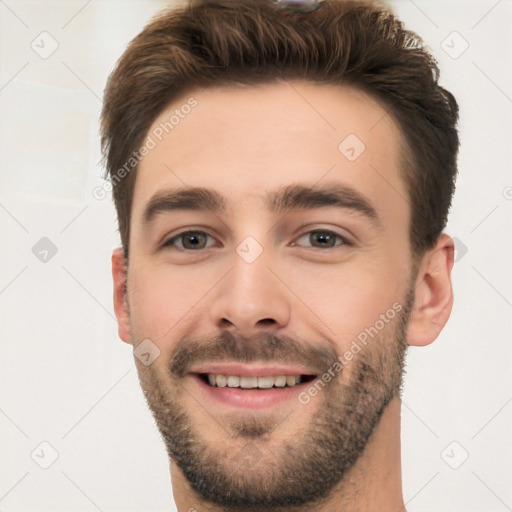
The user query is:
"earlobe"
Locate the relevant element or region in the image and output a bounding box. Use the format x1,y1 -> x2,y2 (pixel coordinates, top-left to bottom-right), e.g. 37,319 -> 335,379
112,247 -> 132,344
407,234 -> 455,347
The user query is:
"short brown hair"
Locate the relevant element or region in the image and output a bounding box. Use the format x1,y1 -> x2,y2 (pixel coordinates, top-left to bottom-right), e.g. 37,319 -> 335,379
101,0 -> 459,260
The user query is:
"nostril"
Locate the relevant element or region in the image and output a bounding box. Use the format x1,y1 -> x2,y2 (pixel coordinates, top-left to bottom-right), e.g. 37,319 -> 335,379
257,318 -> 276,326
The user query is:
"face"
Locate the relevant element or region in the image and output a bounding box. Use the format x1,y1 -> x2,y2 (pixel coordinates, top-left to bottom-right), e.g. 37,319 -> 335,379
121,81 -> 417,510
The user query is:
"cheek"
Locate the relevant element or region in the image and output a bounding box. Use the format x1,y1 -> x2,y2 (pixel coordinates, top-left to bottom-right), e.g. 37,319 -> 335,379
127,263 -> 220,341
281,256 -> 407,343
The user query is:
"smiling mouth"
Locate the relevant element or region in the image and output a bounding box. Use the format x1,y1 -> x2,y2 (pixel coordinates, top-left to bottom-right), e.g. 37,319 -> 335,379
197,373 -> 317,389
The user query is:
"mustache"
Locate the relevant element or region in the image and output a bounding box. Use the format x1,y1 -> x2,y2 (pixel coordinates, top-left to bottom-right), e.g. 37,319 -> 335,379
169,331 -> 340,378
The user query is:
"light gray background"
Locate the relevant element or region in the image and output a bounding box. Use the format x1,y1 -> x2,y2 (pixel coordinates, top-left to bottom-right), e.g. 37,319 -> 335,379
1,0 -> 511,510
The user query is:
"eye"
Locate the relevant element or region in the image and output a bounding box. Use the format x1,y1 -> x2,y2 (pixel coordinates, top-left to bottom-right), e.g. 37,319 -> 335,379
292,229 -> 351,249
163,230 -> 216,250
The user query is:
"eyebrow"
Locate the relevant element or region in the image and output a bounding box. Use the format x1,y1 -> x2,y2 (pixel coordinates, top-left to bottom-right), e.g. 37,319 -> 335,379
143,187 -> 226,225
266,183 -> 380,225
142,183 -> 381,227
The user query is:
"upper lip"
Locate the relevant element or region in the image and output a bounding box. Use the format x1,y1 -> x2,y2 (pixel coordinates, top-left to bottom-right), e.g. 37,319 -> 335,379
189,362 -> 318,378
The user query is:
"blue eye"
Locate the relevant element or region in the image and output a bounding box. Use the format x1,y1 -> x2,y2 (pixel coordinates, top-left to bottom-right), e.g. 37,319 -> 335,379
163,231 -> 215,250
293,230 -> 350,249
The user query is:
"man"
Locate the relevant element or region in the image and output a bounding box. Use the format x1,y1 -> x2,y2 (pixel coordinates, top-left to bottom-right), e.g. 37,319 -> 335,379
101,0 -> 459,510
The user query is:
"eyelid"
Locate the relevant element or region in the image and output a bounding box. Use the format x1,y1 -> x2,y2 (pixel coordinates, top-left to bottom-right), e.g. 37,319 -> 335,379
291,221 -> 355,241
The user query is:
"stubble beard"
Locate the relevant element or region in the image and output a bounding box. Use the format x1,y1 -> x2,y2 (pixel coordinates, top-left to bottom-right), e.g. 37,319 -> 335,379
133,290 -> 413,512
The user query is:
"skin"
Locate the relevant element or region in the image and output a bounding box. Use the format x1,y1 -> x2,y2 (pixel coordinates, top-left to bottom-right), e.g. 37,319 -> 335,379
111,80 -> 455,512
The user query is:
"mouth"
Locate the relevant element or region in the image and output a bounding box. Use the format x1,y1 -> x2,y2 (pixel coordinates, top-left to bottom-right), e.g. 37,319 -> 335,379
197,373 -> 316,389
188,364 -> 319,409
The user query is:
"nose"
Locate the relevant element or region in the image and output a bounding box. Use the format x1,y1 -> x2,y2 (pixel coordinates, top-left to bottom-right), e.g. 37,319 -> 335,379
209,249 -> 291,338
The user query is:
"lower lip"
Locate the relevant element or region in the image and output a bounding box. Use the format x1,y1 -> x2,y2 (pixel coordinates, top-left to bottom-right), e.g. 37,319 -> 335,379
190,374 -> 314,410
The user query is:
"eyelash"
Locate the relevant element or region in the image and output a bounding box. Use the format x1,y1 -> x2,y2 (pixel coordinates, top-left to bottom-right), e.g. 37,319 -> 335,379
162,229 -> 353,251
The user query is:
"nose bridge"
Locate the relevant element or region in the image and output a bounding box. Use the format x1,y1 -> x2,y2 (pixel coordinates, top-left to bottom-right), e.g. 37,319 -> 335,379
209,240 -> 291,334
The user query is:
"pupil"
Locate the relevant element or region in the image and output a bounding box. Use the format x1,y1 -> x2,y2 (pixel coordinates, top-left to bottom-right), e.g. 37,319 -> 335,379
184,233 -> 205,249
312,232 -> 333,247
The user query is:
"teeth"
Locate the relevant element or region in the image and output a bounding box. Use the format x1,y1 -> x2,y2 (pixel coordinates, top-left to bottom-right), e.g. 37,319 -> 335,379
274,375 -> 287,387
240,376 -> 257,388
216,375 -> 227,388
286,375 -> 297,386
257,376 -> 275,389
227,375 -> 240,387
205,374 -> 303,389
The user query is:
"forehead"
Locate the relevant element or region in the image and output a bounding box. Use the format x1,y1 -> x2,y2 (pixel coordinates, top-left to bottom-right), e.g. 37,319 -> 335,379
131,80 -> 408,231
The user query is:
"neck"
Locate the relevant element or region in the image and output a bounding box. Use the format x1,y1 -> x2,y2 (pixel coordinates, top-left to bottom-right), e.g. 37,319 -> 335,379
171,397 -> 405,512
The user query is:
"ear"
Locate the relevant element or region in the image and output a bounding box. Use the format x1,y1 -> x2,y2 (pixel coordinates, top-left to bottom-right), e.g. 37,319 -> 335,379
407,233 -> 455,347
112,247 -> 132,344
